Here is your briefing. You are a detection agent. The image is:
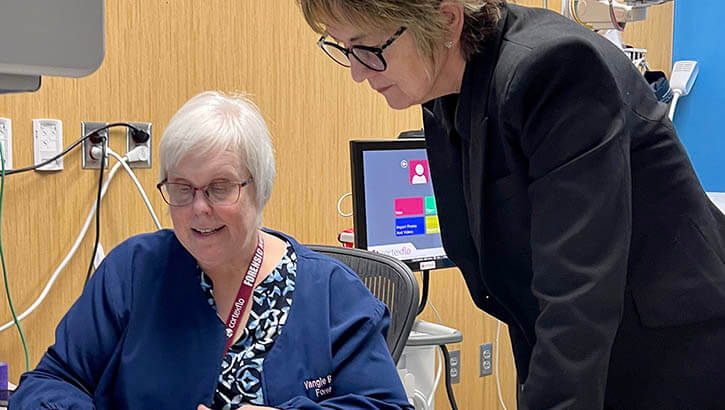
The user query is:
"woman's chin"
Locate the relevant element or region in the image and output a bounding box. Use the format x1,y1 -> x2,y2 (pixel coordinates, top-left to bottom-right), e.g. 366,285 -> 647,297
382,93 -> 415,110
385,99 -> 414,110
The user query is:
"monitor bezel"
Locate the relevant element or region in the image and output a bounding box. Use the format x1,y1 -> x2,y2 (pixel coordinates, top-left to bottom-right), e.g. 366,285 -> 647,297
349,138 -> 455,272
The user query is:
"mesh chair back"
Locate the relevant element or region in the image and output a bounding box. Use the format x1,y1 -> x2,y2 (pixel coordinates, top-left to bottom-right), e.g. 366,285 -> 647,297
308,245 -> 419,363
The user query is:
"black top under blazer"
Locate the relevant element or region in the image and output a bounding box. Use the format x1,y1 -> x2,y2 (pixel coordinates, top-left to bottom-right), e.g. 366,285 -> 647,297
423,4 -> 725,409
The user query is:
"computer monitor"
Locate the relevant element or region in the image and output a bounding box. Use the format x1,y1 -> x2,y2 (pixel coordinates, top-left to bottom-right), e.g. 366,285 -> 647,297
0,0 -> 105,94
350,139 -> 454,272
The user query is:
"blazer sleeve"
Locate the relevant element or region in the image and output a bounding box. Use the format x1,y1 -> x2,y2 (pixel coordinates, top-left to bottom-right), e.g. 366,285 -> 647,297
275,263 -> 413,410
10,244 -> 132,409
502,38 -> 634,409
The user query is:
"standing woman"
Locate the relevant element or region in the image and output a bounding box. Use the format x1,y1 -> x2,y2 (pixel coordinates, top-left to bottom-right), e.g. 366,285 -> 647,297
11,91 -> 412,409
296,1 -> 725,409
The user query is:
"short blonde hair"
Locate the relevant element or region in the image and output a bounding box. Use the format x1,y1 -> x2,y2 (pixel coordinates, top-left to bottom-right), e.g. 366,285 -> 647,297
158,91 -> 275,212
296,0 -> 504,61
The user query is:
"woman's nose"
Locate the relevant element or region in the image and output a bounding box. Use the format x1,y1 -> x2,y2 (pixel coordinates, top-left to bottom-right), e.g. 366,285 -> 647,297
191,189 -> 212,214
349,58 -> 371,83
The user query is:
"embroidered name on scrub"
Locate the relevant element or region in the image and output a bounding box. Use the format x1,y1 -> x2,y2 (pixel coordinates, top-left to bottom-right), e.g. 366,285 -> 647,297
304,375 -> 333,398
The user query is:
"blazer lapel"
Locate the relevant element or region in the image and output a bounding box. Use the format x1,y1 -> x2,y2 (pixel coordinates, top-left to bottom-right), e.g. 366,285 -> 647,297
423,105 -> 474,266
464,117 -> 489,256
454,6 -> 508,260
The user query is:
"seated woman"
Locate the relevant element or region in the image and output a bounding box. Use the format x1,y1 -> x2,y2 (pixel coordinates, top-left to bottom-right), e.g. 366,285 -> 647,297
11,91 -> 412,409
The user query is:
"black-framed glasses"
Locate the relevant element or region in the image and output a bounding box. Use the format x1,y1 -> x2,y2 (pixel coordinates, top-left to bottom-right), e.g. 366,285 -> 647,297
156,177 -> 254,207
317,26 -> 406,72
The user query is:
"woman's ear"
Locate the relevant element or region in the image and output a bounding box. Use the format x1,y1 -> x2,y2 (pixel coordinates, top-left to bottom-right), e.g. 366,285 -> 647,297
439,1 -> 465,45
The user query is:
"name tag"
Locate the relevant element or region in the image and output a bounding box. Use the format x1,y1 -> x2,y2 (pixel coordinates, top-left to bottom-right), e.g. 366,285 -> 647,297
303,374 -> 333,399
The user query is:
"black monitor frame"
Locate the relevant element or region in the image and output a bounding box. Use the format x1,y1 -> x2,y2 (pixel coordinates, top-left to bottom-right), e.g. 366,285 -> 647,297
349,138 -> 454,272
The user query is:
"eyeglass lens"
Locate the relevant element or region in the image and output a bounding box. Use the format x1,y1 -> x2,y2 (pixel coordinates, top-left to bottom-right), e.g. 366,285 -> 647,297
351,49 -> 385,70
320,43 -> 385,71
163,182 -> 240,206
321,43 -> 351,67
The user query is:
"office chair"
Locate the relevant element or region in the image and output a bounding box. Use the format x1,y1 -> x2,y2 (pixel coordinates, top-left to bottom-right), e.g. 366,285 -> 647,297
307,245 -> 419,364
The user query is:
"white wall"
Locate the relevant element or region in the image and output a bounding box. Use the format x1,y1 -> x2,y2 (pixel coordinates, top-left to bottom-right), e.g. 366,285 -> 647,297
707,192 -> 725,213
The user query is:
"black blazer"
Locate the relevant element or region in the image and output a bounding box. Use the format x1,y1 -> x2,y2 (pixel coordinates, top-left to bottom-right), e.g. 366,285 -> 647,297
423,4 -> 725,409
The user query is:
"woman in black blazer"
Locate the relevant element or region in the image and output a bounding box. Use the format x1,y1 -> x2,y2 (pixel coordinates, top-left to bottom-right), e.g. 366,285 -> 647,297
296,1 -> 725,408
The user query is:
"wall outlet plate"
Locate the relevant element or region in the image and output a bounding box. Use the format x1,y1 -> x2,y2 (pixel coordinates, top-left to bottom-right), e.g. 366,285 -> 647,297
33,119 -> 63,171
81,121 -> 108,169
125,122 -> 151,168
0,118 -> 12,170
449,349 -> 461,384
480,343 -> 493,377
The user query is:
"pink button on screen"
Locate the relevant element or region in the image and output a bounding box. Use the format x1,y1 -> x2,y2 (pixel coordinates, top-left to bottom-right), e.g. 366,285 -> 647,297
394,197 -> 424,216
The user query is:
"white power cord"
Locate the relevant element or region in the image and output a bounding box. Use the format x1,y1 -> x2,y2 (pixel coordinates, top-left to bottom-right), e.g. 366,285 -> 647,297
416,270 -> 445,325
0,146 -> 162,332
409,345 -> 443,410
495,319 -> 509,410
105,147 -> 162,230
428,301 -> 444,324
427,345 -> 443,409
668,93 -> 681,122
337,192 -> 353,217
0,160 -> 124,332
412,390 -> 430,410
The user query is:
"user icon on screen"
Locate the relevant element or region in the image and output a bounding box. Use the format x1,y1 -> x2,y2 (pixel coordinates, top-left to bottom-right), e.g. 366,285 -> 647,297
409,160 -> 429,185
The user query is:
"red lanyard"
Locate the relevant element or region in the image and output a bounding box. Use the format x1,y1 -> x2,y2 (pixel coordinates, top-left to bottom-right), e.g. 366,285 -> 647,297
222,231 -> 264,357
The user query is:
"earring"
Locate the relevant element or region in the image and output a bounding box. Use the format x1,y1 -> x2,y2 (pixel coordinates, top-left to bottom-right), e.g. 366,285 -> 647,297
444,41 -> 454,49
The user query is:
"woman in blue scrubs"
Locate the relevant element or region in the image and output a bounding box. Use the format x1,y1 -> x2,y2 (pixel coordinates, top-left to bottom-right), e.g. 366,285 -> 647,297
11,91 -> 412,409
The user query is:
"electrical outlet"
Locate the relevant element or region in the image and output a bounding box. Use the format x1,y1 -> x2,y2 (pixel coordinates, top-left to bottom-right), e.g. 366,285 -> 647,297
479,343 -> 493,377
33,119 -> 63,171
0,118 -> 12,170
125,122 -> 152,168
81,121 -> 108,169
449,349 -> 461,384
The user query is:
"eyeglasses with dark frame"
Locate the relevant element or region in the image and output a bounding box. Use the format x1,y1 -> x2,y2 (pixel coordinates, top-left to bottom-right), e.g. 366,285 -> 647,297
317,26 -> 407,72
156,177 -> 254,207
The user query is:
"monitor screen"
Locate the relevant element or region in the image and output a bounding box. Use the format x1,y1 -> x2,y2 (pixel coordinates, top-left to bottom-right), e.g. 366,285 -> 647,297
350,139 -> 454,272
0,0 -> 105,77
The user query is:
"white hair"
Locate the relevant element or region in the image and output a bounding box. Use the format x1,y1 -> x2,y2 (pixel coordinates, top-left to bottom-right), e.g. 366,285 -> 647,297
158,91 -> 275,212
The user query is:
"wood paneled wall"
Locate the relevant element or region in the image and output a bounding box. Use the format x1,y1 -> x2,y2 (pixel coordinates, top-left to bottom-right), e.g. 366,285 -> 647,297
0,1 -> 672,408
